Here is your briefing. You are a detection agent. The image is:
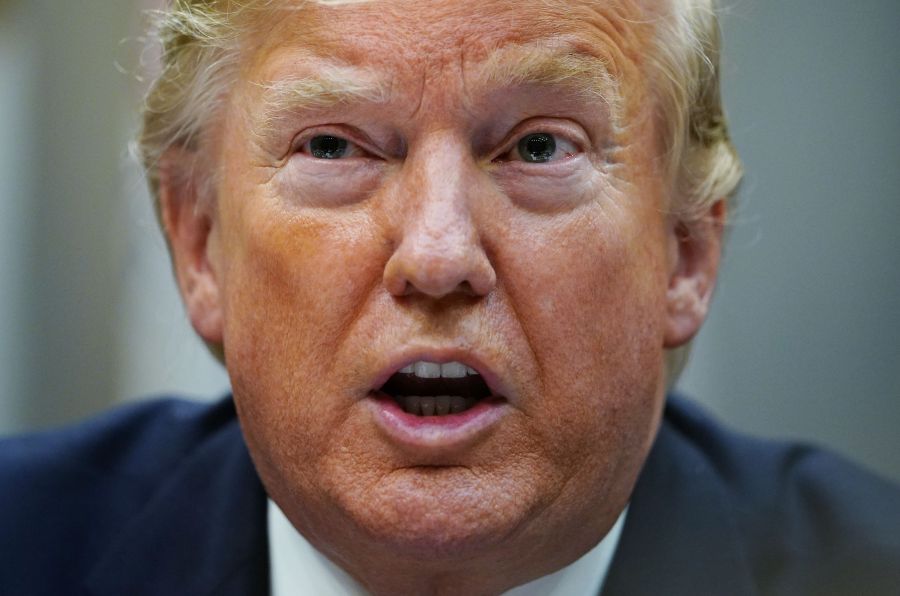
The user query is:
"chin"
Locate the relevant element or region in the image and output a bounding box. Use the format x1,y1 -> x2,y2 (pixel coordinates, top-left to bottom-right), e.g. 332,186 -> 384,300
329,466 -> 540,560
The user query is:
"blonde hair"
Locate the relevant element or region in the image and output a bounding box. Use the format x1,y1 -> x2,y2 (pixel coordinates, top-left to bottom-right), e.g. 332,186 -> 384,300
649,0 -> 743,222
138,0 -> 248,201
139,0 -> 360,203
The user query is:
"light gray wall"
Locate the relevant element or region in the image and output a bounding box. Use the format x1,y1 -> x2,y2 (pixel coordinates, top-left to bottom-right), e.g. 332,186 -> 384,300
0,0 -> 127,429
679,0 -> 900,482
0,0 -> 35,430
1,1 -> 897,482
0,0 -> 228,434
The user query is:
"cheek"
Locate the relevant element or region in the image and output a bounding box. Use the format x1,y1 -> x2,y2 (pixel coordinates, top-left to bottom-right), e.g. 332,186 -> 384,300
221,198 -> 379,353
216,195 -> 388,448
509,204 -> 667,342
497,201 -> 670,452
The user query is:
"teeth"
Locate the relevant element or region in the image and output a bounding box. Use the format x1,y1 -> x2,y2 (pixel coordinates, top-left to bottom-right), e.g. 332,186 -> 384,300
413,361 -> 441,378
401,360 -> 480,379
399,395 -> 475,417
402,395 -> 420,415
440,362 -> 467,378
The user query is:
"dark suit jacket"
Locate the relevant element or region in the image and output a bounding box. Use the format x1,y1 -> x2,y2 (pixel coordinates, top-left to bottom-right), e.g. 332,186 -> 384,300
2,395 -> 898,595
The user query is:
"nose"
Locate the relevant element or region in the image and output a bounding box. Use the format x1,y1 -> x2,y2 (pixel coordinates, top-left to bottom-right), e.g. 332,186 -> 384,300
383,144 -> 496,299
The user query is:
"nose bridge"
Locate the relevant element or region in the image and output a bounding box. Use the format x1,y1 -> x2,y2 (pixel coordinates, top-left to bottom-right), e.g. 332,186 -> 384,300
383,134 -> 496,298
411,140 -> 473,246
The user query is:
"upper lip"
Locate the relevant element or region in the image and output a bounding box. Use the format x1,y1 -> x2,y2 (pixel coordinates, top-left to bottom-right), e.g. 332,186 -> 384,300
369,347 -> 512,401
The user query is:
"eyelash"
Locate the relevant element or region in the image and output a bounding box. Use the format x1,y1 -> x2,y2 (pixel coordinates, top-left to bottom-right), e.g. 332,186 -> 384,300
289,124 -> 584,164
494,132 -> 580,164
289,126 -> 374,160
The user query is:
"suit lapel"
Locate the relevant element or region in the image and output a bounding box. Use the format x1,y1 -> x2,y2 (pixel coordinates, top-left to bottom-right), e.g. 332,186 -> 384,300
601,405 -> 756,596
85,419 -> 269,596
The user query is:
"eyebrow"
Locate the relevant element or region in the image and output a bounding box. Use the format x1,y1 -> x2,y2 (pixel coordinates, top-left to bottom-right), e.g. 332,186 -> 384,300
254,45 -> 620,132
474,45 -> 620,113
256,64 -> 391,131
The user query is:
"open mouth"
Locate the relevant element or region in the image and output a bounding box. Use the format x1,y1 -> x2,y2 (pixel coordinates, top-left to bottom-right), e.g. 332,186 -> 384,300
377,361 -> 494,416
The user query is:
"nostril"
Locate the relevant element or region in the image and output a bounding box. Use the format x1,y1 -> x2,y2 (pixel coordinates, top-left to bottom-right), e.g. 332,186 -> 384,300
467,264 -> 496,297
383,245 -> 495,299
382,253 -> 412,296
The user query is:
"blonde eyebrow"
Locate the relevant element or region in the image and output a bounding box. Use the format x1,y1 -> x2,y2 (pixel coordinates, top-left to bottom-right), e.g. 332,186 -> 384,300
475,46 -> 622,115
255,65 -> 390,130
253,47 -> 619,135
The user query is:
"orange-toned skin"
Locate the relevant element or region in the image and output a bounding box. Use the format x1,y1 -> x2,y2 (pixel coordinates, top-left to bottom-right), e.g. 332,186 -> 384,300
161,1 -> 724,594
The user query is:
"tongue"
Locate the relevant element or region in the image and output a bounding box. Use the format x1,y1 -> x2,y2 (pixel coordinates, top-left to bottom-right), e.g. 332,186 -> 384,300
381,373 -> 491,399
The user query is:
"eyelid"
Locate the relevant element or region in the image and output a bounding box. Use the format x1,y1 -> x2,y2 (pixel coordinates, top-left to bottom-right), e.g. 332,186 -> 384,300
490,119 -> 589,162
288,125 -> 382,159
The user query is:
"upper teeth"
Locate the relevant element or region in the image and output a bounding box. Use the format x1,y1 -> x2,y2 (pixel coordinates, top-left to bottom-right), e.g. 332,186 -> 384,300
399,361 -> 478,378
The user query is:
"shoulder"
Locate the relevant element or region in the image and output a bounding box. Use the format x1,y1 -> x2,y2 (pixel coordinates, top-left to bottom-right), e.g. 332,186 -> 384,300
663,395 -> 900,595
0,397 -> 239,591
0,397 -> 237,495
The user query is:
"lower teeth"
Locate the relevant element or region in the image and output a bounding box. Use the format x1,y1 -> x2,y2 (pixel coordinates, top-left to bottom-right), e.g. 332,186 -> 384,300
398,395 -> 475,416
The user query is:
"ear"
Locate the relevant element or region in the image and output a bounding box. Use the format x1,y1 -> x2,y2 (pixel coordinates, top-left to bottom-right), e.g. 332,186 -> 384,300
663,199 -> 726,348
158,149 -> 224,345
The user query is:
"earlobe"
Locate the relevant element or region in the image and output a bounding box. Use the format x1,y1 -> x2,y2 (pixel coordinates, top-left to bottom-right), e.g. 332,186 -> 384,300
663,200 -> 726,348
158,150 -> 224,345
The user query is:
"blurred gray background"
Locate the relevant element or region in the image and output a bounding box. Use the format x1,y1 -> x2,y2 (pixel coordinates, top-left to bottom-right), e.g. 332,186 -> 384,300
1,1 -> 898,482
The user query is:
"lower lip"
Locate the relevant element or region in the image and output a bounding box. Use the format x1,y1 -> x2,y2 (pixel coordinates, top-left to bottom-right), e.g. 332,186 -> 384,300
366,391 -> 508,450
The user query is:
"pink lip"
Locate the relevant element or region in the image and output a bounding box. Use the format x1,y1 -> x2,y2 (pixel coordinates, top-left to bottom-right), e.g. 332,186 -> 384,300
365,347 -> 514,451
367,391 -> 509,451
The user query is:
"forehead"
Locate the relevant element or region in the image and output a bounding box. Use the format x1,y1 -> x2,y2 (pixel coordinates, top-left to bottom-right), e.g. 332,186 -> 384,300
241,0 -> 659,92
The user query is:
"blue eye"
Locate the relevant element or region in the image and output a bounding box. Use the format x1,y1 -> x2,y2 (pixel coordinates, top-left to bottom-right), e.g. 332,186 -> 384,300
309,135 -> 349,159
517,133 -> 556,163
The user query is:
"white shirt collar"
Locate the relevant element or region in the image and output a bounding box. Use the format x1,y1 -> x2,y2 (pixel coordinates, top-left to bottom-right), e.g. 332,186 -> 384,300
268,499 -> 627,596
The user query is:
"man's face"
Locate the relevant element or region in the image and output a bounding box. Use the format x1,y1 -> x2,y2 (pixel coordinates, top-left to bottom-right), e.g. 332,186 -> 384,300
166,0 -> 719,589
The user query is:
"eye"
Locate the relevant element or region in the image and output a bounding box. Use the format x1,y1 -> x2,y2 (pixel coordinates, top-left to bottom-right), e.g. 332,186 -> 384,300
518,133 -> 556,163
310,135 -> 347,158
296,134 -> 366,159
503,132 -> 579,164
